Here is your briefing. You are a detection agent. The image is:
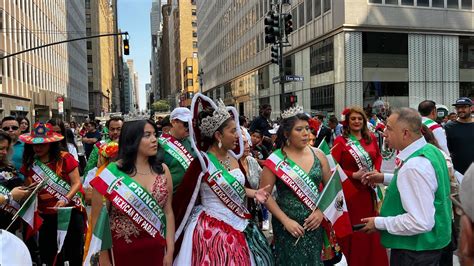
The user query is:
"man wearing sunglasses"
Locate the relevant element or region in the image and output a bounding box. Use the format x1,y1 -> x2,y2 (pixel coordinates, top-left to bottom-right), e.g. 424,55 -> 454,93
455,163 -> 474,266
1,116 -> 24,180
158,107 -> 197,193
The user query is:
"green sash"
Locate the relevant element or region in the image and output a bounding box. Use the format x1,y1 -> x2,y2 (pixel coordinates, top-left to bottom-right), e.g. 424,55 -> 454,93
0,184 -> 20,215
158,134 -> 193,169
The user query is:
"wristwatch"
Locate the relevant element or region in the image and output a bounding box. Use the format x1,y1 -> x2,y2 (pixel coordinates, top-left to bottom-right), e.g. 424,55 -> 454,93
3,193 -> 11,205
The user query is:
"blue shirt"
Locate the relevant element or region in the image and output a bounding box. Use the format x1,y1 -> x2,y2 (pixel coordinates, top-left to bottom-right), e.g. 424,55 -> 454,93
11,140 -> 25,180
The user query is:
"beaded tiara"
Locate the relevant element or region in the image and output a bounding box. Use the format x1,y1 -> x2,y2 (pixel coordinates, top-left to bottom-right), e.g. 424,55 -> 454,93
281,105 -> 304,119
198,99 -> 231,137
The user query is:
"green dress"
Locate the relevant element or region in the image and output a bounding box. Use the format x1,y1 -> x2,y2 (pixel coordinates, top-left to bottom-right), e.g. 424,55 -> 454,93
273,152 -> 324,266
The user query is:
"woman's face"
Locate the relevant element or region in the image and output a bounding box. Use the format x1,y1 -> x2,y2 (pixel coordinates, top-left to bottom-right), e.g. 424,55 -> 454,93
348,112 -> 364,133
288,119 -> 310,149
33,143 -> 51,158
216,120 -> 238,151
20,119 -> 29,132
138,123 -> 158,157
0,139 -> 10,161
308,131 -> 316,147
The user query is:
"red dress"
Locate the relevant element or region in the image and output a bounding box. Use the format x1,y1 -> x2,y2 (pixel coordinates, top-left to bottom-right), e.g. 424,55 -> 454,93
332,134 -> 388,266
110,175 -> 168,266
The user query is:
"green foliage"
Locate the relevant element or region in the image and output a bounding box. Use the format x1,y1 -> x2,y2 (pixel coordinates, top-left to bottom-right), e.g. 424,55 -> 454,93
152,100 -> 170,112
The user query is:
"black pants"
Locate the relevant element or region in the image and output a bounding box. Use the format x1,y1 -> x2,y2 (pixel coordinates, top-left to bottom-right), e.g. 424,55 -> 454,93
39,209 -> 85,266
391,248 -> 443,266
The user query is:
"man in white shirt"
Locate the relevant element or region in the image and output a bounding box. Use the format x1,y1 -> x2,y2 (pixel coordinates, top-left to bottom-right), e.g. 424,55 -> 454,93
418,100 -> 449,154
359,107 -> 452,266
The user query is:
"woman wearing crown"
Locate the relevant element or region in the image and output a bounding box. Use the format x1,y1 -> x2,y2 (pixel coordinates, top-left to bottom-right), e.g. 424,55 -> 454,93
172,94 -> 273,265
259,106 -> 332,265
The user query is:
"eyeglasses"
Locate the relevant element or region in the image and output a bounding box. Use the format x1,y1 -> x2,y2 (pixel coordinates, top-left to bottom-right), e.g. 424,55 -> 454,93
2,126 -> 19,131
450,192 -> 464,216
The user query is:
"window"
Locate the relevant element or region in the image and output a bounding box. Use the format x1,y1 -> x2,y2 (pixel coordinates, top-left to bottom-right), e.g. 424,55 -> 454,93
0,10 -> 3,30
306,0 -> 313,22
193,52 -> 198,58
88,82 -> 93,89
192,9 -> 196,16
88,68 -> 93,76
462,0 -> 472,9
186,79 -> 193,86
291,8 -> 298,31
323,0 -> 331,12
298,3 -> 304,27
193,31 -> 197,38
460,82 -> 474,98
187,66 -> 193,73
310,85 -> 334,112
401,0 -> 414,5
362,32 -> 408,68
447,0 -> 459,8
432,0 -> 445,7
363,82 -> 409,108
87,41 -> 92,50
385,0 -> 398,4
460,36 -> 474,69
315,0 -> 321,17
87,55 -> 93,63
86,27 -> 91,36
417,0 -> 429,6
85,0 -> 90,9
86,14 -> 91,23
369,0 -> 382,3
193,41 -> 198,48
310,37 -> 334,75
192,21 -> 197,27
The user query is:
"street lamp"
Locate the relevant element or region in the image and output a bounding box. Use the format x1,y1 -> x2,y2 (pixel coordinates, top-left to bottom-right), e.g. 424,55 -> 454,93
197,68 -> 204,94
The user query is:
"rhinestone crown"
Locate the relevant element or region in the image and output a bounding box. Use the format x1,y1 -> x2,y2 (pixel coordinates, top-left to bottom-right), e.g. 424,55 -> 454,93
281,105 -> 304,119
199,99 -> 231,137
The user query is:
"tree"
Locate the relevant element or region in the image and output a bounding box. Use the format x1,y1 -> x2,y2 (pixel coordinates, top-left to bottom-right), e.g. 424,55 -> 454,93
152,100 -> 170,112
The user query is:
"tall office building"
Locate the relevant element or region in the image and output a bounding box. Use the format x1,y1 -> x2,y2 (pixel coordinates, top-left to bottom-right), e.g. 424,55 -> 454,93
1,0 -> 70,121
160,3 -> 173,107
197,0 -> 474,118
150,0 -> 162,104
124,59 -> 139,113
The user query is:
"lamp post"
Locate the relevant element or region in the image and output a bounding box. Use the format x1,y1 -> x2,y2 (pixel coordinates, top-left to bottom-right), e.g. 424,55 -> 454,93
197,68 -> 204,94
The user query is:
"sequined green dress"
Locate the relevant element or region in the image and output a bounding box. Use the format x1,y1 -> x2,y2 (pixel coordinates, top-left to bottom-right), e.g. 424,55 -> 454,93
273,153 -> 324,266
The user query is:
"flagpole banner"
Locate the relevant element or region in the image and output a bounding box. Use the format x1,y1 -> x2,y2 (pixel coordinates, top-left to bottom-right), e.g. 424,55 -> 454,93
57,207 -> 73,253
83,206 -> 112,266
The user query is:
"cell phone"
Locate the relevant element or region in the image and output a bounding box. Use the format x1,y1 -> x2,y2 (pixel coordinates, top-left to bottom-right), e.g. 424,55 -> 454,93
352,223 -> 366,231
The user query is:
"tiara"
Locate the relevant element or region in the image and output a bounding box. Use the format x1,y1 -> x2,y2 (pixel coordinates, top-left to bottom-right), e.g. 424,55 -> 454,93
281,105 -> 304,119
199,99 -> 231,137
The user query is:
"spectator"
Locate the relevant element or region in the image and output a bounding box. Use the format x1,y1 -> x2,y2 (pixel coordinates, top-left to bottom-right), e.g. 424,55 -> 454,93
250,129 -> 269,166
313,112 -> 331,147
418,100 -> 449,154
448,112 -> 457,122
17,116 -> 30,134
1,117 -> 24,179
160,115 -> 172,136
250,104 -> 273,138
328,115 -> 343,145
82,121 -> 101,159
445,97 -> 474,175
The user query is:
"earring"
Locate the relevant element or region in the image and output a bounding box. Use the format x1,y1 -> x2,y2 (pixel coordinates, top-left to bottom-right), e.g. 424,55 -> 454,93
286,139 -> 290,146
218,140 -> 222,149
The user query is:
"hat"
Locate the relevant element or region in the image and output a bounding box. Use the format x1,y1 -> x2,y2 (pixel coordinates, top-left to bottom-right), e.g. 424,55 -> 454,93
452,97 -> 473,106
268,124 -> 279,135
19,122 -> 64,144
170,107 -> 192,122
460,163 -> 474,221
0,230 -> 32,265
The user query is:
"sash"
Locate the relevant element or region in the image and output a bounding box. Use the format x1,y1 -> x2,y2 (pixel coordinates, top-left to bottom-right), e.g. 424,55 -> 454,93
346,135 -> 374,172
158,134 -> 193,169
0,184 -> 20,215
265,149 -> 320,211
32,160 -> 85,210
90,163 -> 167,244
423,118 -> 441,131
205,153 -> 251,219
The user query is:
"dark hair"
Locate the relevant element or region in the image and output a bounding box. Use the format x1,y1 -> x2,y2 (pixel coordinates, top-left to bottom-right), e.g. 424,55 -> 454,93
117,120 -> 164,176
23,142 -> 62,168
259,104 -> 271,111
421,124 -> 440,149
0,131 -> 12,165
16,116 -> 30,133
1,116 -> 18,126
106,116 -> 124,128
65,129 -> 78,151
47,119 -> 68,151
418,100 -> 436,117
197,108 -> 233,148
250,129 -> 263,137
160,115 -> 171,127
275,113 -> 310,149
70,121 -> 77,128
328,115 -> 339,124
239,115 -> 247,127
342,106 -> 372,144
88,121 -> 97,128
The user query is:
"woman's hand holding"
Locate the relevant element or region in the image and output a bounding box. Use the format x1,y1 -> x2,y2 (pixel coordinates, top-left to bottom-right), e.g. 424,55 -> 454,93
254,185 -> 271,203
304,209 -> 324,231
283,218 -> 305,238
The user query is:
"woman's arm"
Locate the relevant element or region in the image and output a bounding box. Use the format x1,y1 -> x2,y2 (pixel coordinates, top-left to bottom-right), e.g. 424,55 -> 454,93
55,167 -> 81,208
163,164 -> 175,266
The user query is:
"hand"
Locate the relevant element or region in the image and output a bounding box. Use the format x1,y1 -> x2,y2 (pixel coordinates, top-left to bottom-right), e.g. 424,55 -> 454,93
10,187 -> 31,201
163,253 -> 173,266
361,171 -> 384,186
99,251 -> 113,266
283,218 -> 305,238
352,168 -> 367,180
54,200 -> 68,208
304,209 -> 324,231
360,217 -> 377,234
255,185 -> 271,203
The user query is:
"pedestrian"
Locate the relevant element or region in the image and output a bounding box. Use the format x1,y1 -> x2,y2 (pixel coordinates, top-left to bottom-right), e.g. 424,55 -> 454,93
448,112 -> 457,122
157,107 -> 196,193
90,119 -> 175,266
17,116 -> 30,134
249,104 -> 273,138
361,108 -> 452,266
445,97 -> 474,176
160,115 -> 172,136
249,129 -> 270,166
1,116 -> 24,178
313,112 -> 331,147
173,94 -> 272,265
20,122 -> 86,265
327,115 -> 343,146
418,100 -> 449,154
260,106 -> 332,265
82,121 -> 101,159
69,121 -> 77,135
329,106 -> 388,266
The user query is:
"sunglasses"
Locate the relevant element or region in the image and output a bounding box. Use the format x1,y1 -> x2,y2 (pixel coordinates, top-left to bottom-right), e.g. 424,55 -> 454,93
450,192 -> 464,216
2,126 -> 19,131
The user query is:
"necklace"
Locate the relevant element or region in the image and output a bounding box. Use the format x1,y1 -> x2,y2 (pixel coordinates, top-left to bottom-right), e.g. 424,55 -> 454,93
219,155 -> 231,171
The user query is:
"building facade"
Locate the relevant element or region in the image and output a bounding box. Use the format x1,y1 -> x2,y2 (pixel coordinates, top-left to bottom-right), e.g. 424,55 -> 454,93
160,3 -> 173,107
197,0 -> 474,119
1,0 -> 70,121
124,59 -> 139,113
150,0 -> 161,103
85,0 -> 119,119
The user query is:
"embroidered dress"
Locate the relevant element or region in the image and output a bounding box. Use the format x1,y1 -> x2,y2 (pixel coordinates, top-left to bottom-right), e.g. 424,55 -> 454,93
272,151 -> 324,266
110,174 -> 168,266
174,167 -> 273,266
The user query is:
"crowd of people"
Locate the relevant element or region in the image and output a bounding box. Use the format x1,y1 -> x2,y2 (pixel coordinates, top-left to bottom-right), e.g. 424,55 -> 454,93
0,94 -> 473,266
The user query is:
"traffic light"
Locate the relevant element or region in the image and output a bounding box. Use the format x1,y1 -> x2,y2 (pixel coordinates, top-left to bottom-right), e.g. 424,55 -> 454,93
123,39 -> 130,55
283,13 -> 293,35
264,11 -> 280,44
271,45 -> 279,64
289,94 -> 297,105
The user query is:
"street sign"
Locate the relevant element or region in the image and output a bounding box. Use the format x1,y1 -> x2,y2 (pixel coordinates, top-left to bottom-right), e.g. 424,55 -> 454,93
272,75 -> 304,84
57,96 -> 64,114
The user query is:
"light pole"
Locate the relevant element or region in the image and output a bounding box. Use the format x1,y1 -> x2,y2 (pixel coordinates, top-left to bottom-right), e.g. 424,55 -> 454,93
197,68 -> 204,94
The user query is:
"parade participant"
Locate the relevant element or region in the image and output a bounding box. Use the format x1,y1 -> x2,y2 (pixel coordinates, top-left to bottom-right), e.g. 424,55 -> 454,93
82,121 -> 101,159
20,122 -> 86,265
445,97 -> 474,175
17,116 -> 30,134
260,106 -> 332,265
173,94 -> 273,265
361,108 -> 452,266
313,112 -> 331,147
418,100 -> 449,154
328,116 -> 343,145
454,163 -> 474,266
1,116 -> 24,177
157,107 -> 196,193
90,119 -> 174,266
331,107 -> 388,266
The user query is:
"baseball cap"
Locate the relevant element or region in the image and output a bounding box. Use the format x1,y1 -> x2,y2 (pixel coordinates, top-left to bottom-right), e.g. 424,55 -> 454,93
452,97 -> 473,107
0,230 -> 32,265
460,163 -> 474,221
170,107 -> 192,122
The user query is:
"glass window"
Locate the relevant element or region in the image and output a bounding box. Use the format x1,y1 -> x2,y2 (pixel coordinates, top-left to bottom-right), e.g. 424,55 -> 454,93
86,14 -> 91,23
192,21 -> 197,27
187,66 -> 193,73
310,37 -> 334,75
310,85 -> 334,112
401,0 -> 414,5
298,3 -> 305,27
0,10 -> 3,30
192,9 -> 196,16
193,41 -> 198,48
385,0 -> 398,4
417,0 -> 429,6
369,0 -> 382,3
87,55 -> 93,63
460,36 -> 474,69
193,31 -> 197,38
432,0 -> 445,7
306,0 -> 313,23
362,32 -> 408,68
363,82 -> 409,108
187,79 -> 193,86
447,0 -> 459,8
460,82 -> 474,98
88,82 -> 93,89
323,0 -> 331,12
88,68 -> 93,76
193,52 -> 198,58
291,8 -> 298,30
87,41 -> 92,50
315,0 -> 322,17
461,0 -> 472,9
85,0 -> 90,9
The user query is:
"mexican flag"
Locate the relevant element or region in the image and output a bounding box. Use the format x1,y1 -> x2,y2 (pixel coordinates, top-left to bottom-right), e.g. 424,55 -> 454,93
318,139 -> 336,170
17,194 -> 43,239
317,165 -> 352,238
57,207 -> 73,253
83,206 -> 112,266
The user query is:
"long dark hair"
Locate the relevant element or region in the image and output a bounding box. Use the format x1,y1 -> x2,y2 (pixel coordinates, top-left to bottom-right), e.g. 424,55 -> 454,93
16,116 -> 30,134
66,129 -> 78,151
197,108 -> 233,150
0,131 -> 12,166
117,119 -> 164,176
275,113 -> 310,149
47,119 -> 68,151
23,142 -> 62,168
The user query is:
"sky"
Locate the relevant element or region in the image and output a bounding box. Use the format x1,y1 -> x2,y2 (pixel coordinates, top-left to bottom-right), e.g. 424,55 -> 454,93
117,0 -> 152,111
